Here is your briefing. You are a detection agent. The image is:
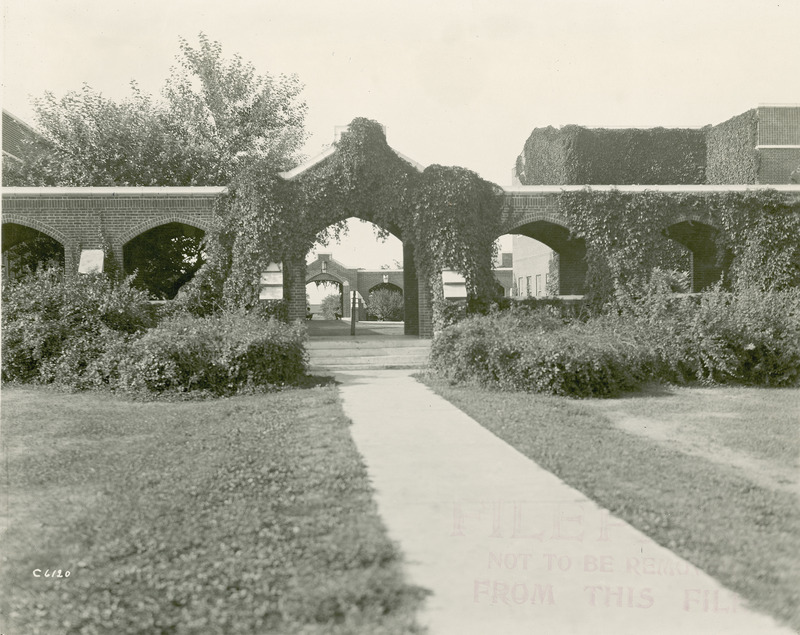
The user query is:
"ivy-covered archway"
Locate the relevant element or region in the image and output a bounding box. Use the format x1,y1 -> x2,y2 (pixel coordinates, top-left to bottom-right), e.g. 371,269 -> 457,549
185,118 -> 505,336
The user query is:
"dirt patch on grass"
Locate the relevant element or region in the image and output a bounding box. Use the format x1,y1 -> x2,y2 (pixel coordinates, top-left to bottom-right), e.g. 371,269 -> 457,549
610,411 -> 798,495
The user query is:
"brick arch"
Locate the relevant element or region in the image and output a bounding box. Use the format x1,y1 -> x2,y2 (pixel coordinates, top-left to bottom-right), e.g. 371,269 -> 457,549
662,212 -> 719,232
368,281 -> 403,295
499,208 -> 572,239
1,214 -> 69,247
119,216 -> 211,246
309,214 -> 403,243
307,272 -> 347,285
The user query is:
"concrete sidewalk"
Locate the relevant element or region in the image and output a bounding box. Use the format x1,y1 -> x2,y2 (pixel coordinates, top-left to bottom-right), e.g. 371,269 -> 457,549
335,369 -> 793,635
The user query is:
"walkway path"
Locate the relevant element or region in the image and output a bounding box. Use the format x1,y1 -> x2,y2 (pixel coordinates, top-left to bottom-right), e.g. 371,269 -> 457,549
335,369 -> 793,635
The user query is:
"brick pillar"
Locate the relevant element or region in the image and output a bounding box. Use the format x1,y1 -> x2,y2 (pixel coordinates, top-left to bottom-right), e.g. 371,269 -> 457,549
403,241 -> 420,336
284,256 -> 307,322
558,238 -> 587,295
62,241 -> 77,277
417,272 -> 433,338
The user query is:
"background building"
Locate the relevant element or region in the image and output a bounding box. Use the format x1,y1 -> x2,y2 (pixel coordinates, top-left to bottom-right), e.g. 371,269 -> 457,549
510,104 -> 800,298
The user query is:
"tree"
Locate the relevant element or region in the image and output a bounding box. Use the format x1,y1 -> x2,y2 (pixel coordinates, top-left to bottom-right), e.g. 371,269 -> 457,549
367,288 -> 404,321
3,34 -> 306,187
3,34 -> 306,298
320,294 -> 342,320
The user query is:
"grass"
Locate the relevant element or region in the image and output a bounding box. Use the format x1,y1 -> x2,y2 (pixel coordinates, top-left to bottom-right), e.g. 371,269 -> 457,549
418,376 -> 800,631
0,385 -> 427,634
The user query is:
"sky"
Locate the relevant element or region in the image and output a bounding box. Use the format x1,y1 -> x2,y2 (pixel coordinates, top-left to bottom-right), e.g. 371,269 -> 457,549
3,0 -> 799,268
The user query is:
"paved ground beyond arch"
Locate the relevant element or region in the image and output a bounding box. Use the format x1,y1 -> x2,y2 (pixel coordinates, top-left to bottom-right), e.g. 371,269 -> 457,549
335,369 -> 793,635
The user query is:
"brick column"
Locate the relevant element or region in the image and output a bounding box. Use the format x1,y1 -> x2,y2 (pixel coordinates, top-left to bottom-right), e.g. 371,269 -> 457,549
417,272 -> 433,338
403,241 -> 420,336
558,238 -> 588,295
283,256 -> 307,322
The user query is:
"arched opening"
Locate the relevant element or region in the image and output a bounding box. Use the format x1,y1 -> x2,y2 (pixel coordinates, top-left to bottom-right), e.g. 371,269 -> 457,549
663,220 -> 729,292
304,217 -> 414,333
508,221 -> 587,296
122,222 -> 205,299
305,272 -> 345,320
1,223 -> 65,280
491,234 -> 518,298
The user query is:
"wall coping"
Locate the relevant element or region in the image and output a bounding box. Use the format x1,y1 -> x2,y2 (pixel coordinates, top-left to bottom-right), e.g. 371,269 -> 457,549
503,184 -> 800,194
4,184 -> 799,199
1,186 -> 228,197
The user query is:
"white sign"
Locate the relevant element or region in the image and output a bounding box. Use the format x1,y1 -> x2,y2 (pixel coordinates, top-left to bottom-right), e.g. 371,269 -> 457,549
78,249 -> 104,274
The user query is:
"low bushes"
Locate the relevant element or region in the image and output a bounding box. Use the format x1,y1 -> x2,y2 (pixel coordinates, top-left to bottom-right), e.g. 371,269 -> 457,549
429,284 -> 800,397
430,308 -> 644,397
1,269 -> 156,387
119,312 -> 307,395
2,269 -> 308,395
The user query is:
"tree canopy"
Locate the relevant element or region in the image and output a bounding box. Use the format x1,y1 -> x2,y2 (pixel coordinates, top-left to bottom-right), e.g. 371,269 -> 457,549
3,33 -> 306,187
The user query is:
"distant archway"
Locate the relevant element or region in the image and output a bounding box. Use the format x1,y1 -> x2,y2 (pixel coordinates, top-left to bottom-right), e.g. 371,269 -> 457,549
302,217 -> 417,331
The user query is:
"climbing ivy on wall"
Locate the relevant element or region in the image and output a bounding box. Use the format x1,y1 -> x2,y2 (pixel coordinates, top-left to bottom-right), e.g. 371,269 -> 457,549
559,188 -> 800,305
705,110 -> 759,184
560,189 -> 692,305
515,126 -> 707,185
182,118 -> 504,327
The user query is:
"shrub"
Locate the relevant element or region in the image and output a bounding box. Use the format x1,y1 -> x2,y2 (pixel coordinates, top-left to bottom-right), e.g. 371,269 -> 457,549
615,274 -> 800,386
430,281 -> 800,396
1,269 -> 155,386
367,288 -> 403,321
320,293 -> 342,320
429,307 -> 639,397
118,312 -> 307,395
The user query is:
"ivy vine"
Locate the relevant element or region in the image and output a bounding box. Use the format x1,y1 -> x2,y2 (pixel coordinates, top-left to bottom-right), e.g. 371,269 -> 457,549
182,117 -> 504,328
559,188 -> 800,305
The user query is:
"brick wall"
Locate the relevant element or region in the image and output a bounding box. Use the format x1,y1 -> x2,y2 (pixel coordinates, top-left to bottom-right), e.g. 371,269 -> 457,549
2,188 -> 223,274
757,148 -> 800,184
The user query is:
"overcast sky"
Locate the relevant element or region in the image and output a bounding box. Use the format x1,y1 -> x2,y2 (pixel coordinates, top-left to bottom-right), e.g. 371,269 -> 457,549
3,0 -> 799,267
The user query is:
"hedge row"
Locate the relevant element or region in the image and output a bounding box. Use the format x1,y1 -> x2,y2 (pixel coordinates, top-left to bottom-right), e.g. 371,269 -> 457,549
430,310 -> 644,398
429,285 -> 800,397
2,270 -> 307,395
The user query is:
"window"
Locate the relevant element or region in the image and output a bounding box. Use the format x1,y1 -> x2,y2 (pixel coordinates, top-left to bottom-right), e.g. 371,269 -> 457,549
518,277 -> 523,298
535,274 -> 542,296
526,276 -> 532,297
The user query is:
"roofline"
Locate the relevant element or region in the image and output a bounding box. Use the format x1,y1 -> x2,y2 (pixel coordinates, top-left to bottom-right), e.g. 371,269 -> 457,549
308,254 -> 359,271
279,144 -> 425,181
1,186 -> 228,196
279,146 -> 337,180
2,108 -> 45,137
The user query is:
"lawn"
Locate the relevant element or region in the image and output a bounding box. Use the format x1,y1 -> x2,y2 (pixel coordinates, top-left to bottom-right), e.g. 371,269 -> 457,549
0,385 -> 427,634
419,377 -> 800,631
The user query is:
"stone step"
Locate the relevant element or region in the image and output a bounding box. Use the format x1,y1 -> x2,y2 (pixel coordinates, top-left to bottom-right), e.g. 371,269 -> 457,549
309,360 -> 427,372
309,355 -> 428,362
308,346 -> 430,358
306,337 -> 431,371
306,338 -> 431,350
309,352 -> 429,365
